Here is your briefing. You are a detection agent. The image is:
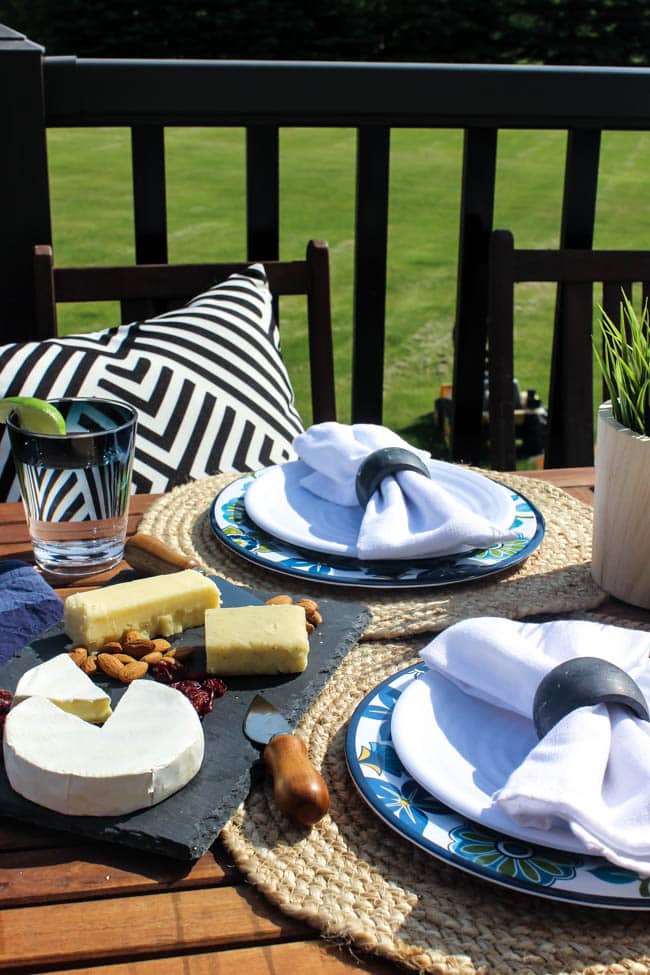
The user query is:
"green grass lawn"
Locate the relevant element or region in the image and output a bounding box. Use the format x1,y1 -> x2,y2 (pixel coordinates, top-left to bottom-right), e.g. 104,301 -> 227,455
47,126 -> 650,450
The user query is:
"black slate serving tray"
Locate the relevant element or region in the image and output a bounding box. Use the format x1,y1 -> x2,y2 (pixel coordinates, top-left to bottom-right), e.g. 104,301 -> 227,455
0,574 -> 370,860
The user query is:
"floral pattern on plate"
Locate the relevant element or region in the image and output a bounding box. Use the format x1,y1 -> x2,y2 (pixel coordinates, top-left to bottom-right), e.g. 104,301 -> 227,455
210,474 -> 545,589
345,664 -> 650,908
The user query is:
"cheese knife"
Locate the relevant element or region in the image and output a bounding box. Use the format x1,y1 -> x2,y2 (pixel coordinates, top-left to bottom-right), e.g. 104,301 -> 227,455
244,694 -> 330,827
125,533 -> 200,574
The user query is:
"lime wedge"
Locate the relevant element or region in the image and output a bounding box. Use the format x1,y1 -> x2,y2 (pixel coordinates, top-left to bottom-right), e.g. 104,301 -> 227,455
0,397 -> 67,435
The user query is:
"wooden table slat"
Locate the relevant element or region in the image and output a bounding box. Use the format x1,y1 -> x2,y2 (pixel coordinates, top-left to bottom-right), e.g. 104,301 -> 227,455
45,940 -> 397,975
0,886 -> 307,970
0,846 -> 233,907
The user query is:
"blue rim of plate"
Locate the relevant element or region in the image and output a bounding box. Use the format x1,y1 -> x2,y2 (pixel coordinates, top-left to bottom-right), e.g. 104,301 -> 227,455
209,472 -> 545,588
346,664 -> 650,909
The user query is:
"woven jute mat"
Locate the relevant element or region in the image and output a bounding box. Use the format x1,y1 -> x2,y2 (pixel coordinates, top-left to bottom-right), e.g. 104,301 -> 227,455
137,470 -> 607,639
221,630 -> 650,975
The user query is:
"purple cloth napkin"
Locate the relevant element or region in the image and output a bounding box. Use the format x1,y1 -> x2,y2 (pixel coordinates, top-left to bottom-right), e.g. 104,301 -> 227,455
0,561 -> 64,664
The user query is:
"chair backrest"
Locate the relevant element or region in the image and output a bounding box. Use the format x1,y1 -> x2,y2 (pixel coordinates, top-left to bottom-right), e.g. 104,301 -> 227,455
486,229 -> 650,470
33,239 -> 336,424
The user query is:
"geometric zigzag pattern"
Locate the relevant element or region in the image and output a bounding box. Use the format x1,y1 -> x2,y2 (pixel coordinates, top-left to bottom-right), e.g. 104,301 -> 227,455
0,265 -> 304,501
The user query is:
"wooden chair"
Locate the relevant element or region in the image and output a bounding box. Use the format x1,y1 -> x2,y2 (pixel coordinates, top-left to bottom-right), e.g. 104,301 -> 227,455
486,229 -> 650,470
32,239 -> 336,424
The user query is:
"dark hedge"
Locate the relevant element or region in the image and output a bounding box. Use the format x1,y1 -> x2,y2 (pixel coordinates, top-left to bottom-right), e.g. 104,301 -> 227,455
2,0 -> 649,64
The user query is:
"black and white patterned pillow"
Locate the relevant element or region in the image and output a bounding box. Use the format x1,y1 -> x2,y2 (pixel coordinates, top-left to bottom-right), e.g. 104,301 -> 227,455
0,265 -> 303,501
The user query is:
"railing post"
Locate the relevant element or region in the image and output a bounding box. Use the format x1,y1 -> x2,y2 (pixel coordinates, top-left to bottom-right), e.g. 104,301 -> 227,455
451,127 -> 498,465
351,126 -> 390,423
546,128 -> 601,467
246,126 -> 279,261
0,25 -> 51,343
131,125 -> 168,264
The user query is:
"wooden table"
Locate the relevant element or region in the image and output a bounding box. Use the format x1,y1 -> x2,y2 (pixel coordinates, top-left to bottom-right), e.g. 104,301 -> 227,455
0,468 -> 640,975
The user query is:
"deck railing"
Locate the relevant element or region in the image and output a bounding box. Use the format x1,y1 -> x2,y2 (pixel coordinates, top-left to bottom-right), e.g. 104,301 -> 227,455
5,22 -> 650,462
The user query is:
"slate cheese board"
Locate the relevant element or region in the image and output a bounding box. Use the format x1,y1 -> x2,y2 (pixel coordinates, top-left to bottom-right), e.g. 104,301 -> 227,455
0,573 -> 371,860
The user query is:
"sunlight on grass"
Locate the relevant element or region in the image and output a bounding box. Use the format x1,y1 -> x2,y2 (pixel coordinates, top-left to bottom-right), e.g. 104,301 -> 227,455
46,125 -> 650,447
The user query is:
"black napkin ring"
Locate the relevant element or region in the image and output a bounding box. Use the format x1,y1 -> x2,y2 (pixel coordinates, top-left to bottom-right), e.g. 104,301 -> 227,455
532,656 -> 649,739
355,446 -> 431,508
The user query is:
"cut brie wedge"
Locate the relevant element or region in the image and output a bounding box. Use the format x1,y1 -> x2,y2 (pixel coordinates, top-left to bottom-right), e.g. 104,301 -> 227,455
3,679 -> 204,816
14,654 -> 112,724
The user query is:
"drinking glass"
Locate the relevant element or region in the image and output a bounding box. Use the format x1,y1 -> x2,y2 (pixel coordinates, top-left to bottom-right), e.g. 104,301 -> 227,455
7,398 -> 137,577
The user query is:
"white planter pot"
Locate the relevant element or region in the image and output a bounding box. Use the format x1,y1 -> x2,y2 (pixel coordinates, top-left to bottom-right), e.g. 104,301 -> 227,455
592,401 -> 650,608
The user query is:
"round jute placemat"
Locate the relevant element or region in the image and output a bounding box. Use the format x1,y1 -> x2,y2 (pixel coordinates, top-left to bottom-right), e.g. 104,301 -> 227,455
137,470 -> 607,639
221,626 -> 650,975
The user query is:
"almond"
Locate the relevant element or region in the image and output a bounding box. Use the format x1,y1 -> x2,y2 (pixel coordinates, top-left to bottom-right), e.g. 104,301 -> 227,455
122,639 -> 156,659
165,645 -> 194,661
120,660 -> 148,683
114,653 -> 137,665
306,621 -> 315,634
151,638 -> 171,653
81,655 -> 97,675
295,598 -> 322,629
98,654 -> 125,679
121,629 -> 147,645
68,647 -> 87,667
101,641 -> 123,654
266,594 -> 293,605
141,650 -> 163,664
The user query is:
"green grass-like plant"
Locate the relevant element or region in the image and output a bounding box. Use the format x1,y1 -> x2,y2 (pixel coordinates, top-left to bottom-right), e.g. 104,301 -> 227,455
46,127 -> 650,448
594,292 -> 650,435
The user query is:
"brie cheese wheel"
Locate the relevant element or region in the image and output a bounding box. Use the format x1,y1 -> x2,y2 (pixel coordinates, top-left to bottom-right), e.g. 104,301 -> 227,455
205,603 -> 309,675
3,680 -> 204,816
13,654 -> 112,724
64,569 -> 221,649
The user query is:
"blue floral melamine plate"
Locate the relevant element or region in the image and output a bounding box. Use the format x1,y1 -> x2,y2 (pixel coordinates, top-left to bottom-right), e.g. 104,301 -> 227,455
209,473 -> 545,589
345,665 -> 650,909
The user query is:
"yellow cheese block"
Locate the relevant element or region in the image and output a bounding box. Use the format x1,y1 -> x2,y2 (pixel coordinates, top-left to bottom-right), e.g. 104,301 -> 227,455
205,604 -> 309,675
64,569 -> 221,649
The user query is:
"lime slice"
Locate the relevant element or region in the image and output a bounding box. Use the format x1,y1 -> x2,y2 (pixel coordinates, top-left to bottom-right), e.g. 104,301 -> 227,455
0,397 -> 67,435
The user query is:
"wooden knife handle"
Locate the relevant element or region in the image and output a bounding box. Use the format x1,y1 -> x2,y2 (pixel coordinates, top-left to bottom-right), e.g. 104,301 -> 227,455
125,533 -> 200,575
263,734 -> 330,827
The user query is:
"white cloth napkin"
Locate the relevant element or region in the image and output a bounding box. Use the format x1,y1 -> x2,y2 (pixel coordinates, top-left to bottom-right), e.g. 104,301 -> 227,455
292,422 -> 517,560
419,616 -> 650,874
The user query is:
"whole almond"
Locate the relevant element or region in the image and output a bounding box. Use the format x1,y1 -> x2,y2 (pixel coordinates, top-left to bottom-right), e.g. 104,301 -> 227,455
101,641 -> 123,654
81,656 -> 97,675
121,629 -> 147,645
141,650 -> 163,664
98,654 -> 125,679
151,638 -> 171,653
306,621 -> 315,634
165,645 -> 194,661
308,610 -> 323,626
120,660 -> 148,683
122,639 -> 156,659
69,647 -> 87,667
266,594 -> 293,605
114,653 -> 137,665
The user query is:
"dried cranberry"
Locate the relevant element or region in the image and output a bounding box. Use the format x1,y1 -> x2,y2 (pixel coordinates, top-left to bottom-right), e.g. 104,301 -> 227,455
150,659 -> 186,684
0,689 -> 12,733
168,676 -> 227,718
204,678 -> 226,698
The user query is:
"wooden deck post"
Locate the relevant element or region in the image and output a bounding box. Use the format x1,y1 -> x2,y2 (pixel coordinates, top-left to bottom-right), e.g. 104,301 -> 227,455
0,25 -> 51,343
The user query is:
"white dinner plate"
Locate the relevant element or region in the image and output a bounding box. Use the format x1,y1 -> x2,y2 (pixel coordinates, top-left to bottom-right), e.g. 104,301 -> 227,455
390,667 -> 585,853
347,664 -> 650,908
243,459 -> 516,558
210,473 -> 544,589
